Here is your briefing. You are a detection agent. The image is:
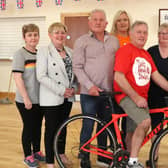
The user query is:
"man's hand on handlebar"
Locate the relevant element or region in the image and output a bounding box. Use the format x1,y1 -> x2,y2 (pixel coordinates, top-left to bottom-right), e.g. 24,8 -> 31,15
88,85 -> 103,96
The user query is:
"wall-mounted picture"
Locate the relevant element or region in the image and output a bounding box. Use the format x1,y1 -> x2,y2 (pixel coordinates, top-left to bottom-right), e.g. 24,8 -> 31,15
159,9 -> 168,25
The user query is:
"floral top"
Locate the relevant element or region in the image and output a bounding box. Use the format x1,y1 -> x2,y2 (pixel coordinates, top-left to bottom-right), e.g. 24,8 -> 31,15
63,53 -> 72,84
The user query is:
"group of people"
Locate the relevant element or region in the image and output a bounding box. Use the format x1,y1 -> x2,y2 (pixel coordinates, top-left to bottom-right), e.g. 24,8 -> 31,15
12,22 -> 77,168
12,8 -> 168,168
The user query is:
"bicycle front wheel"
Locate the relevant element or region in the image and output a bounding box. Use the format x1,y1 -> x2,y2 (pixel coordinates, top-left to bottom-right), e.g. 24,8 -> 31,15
149,127 -> 168,168
54,114 -> 117,168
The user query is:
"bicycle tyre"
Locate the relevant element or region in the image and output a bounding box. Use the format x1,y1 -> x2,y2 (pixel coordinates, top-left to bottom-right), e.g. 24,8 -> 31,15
149,127 -> 168,168
54,114 -> 117,168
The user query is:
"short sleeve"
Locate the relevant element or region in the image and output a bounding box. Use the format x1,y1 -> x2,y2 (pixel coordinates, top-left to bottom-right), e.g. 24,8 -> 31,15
114,45 -> 132,74
12,49 -> 25,73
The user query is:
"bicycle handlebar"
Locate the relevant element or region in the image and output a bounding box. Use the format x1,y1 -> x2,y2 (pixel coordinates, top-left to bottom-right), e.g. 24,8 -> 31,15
99,91 -> 122,98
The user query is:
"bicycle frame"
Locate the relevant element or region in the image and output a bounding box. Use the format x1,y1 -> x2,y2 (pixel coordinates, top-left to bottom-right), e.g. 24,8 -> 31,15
80,107 -> 168,161
142,107 -> 168,146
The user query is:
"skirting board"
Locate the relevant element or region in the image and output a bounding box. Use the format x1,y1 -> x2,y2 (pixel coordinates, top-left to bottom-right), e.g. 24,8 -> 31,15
0,92 -> 80,102
0,92 -> 15,101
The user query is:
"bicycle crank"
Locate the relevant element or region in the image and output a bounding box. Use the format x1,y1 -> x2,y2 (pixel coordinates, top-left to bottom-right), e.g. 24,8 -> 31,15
111,148 -> 130,168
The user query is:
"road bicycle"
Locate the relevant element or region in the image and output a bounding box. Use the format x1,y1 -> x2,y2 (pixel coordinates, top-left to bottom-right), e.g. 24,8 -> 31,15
54,92 -> 168,168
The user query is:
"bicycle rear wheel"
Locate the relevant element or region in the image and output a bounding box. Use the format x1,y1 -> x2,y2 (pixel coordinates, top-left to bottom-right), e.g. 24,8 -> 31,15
54,114 -> 117,168
149,128 -> 168,168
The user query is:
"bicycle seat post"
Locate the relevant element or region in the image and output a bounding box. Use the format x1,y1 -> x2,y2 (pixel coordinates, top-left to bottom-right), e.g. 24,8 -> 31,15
99,91 -> 116,114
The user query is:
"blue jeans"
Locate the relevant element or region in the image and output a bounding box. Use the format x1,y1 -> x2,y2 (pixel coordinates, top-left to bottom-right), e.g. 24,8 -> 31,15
80,94 -> 112,153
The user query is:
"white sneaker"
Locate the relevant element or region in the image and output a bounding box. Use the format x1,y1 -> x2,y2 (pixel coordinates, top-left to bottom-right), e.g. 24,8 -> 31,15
128,161 -> 144,168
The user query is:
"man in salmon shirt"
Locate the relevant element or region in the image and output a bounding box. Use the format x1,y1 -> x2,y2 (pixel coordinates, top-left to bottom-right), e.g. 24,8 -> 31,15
114,20 -> 168,168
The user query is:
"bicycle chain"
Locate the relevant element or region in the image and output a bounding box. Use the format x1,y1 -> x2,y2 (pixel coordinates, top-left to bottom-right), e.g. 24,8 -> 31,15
110,148 -> 130,168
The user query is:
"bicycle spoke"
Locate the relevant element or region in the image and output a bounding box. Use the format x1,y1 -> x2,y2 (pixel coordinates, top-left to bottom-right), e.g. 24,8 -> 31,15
54,115 -> 117,168
150,128 -> 168,168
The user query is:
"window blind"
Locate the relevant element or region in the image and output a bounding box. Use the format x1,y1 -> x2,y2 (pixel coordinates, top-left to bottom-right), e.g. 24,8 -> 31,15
0,16 -> 49,59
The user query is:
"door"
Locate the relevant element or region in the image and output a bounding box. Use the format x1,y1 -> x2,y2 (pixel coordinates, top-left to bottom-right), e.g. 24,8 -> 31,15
61,13 -> 90,48
61,13 -> 90,95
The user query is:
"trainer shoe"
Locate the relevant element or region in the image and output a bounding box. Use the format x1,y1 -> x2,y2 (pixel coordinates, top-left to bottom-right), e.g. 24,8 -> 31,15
96,156 -> 112,167
34,151 -> 46,162
128,161 -> 144,168
79,150 -> 91,168
24,155 -> 38,168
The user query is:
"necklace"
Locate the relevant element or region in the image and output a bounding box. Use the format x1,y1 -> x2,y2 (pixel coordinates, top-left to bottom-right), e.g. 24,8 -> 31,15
56,48 -> 64,52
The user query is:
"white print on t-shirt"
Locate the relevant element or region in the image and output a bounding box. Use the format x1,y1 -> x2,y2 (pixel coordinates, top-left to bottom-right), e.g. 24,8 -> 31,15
132,57 -> 152,86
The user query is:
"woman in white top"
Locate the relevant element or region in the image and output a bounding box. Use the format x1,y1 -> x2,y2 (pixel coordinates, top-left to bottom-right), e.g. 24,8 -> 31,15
36,22 -> 77,168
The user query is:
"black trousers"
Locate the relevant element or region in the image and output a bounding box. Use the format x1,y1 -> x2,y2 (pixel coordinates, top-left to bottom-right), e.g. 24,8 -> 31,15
16,102 -> 44,157
41,99 -> 72,164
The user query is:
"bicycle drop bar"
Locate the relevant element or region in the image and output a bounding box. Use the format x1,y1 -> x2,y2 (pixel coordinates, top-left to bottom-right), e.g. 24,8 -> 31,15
99,91 -> 121,98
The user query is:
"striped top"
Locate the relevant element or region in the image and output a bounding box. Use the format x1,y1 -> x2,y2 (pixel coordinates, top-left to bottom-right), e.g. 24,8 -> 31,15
12,47 -> 39,104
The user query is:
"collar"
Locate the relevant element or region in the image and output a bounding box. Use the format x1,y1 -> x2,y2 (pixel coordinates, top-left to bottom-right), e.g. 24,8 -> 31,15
23,47 -> 37,55
88,31 -> 110,42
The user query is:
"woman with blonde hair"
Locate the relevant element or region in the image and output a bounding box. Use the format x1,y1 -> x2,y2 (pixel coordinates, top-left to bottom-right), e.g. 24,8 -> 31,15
36,22 -> 77,168
111,10 -> 132,151
111,10 -> 131,47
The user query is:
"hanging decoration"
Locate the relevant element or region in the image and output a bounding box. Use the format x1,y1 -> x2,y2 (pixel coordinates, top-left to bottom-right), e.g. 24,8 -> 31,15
17,0 -> 24,9
55,0 -> 63,5
36,0 -> 42,7
0,0 -> 6,10
0,0 -> 107,9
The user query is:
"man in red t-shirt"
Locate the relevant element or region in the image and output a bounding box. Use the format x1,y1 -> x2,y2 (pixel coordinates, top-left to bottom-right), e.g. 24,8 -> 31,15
114,21 -> 168,168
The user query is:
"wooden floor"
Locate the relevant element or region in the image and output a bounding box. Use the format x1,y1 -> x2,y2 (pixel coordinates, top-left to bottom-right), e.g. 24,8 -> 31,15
0,99 -> 82,168
0,99 -> 166,168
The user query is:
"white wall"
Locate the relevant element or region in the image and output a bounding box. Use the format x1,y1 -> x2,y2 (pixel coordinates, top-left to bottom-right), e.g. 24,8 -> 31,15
0,0 -> 167,92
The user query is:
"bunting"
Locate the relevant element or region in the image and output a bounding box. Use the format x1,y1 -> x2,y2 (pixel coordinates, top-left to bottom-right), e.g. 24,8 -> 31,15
55,0 -> 63,5
0,0 -> 106,9
0,0 -> 6,10
17,0 -> 24,9
36,0 -> 42,7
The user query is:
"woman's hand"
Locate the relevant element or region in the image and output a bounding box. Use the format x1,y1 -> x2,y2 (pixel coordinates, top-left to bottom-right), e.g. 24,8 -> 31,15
13,72 -> 33,110
64,88 -> 75,98
23,97 -> 32,110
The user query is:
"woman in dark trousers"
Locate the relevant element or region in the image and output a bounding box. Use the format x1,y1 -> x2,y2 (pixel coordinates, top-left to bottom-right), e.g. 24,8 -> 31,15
147,23 -> 168,166
12,24 -> 45,168
36,22 -> 77,168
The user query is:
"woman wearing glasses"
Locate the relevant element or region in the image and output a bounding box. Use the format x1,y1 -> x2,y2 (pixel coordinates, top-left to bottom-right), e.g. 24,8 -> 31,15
147,23 -> 168,166
36,22 -> 77,168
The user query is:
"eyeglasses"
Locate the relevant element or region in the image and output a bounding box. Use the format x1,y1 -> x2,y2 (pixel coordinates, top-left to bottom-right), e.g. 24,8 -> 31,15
159,32 -> 168,36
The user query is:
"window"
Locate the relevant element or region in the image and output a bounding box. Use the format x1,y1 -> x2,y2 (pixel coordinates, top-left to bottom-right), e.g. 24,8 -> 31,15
0,16 -> 49,59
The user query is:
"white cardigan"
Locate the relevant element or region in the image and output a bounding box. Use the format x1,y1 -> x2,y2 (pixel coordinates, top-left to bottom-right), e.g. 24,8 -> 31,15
36,42 -> 76,106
